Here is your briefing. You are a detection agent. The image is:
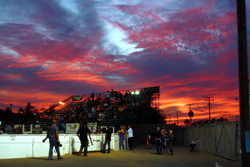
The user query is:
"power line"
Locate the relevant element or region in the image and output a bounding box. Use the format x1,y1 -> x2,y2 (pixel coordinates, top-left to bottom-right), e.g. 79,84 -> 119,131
167,114 -> 172,124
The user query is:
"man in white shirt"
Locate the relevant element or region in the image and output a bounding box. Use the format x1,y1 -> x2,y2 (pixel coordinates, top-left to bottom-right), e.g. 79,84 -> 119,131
127,125 -> 134,150
190,137 -> 199,151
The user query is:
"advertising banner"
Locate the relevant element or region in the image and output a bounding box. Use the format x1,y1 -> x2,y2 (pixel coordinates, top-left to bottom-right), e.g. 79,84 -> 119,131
72,95 -> 82,101
87,122 -> 97,133
66,123 -> 79,134
32,124 -> 43,134
4,125 -> 14,133
14,125 -> 22,134
22,124 -> 32,134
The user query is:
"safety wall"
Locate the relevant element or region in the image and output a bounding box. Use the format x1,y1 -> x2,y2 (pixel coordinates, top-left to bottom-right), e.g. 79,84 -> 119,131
174,121 -> 240,161
0,133 -> 120,159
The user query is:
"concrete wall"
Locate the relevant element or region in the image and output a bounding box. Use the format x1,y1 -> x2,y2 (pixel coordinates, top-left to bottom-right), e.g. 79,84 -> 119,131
174,121 -> 240,161
0,133 -> 120,159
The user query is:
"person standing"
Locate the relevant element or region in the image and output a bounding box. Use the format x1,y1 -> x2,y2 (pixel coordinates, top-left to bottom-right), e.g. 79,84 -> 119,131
122,125 -> 128,150
102,126 -> 112,153
118,125 -> 125,151
48,120 -> 62,160
161,128 -> 168,154
77,122 -> 92,157
168,129 -> 174,155
146,133 -> 152,149
155,127 -> 162,155
127,125 -> 134,150
133,128 -> 139,149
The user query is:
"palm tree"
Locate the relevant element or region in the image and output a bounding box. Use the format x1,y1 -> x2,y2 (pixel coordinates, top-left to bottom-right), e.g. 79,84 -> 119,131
184,119 -> 190,125
188,110 -> 194,123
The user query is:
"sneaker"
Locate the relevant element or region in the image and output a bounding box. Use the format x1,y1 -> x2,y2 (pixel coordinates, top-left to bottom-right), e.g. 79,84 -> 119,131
58,158 -> 63,160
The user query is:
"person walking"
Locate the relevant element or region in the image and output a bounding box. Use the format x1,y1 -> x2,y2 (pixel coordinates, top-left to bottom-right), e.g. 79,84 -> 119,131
48,120 -> 63,160
102,126 -> 112,153
127,125 -> 134,150
77,122 -> 92,157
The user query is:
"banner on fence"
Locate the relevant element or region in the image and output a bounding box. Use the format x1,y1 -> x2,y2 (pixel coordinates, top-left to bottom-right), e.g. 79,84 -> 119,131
22,125 -> 32,134
4,125 -> 14,133
32,124 -> 43,134
14,125 -> 22,134
66,123 -> 79,134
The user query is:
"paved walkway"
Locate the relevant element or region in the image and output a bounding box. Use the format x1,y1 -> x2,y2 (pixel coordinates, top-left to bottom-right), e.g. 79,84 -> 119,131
1,145 -> 240,167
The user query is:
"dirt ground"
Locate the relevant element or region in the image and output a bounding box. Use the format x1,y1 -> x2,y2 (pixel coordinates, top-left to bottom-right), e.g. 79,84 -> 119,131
0,145 -> 240,167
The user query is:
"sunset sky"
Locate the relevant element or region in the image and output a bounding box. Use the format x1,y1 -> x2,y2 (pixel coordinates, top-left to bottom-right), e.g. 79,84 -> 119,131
0,0 -> 249,124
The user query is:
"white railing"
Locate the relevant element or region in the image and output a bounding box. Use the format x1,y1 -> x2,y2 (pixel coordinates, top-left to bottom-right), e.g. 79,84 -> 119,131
0,133 -> 120,159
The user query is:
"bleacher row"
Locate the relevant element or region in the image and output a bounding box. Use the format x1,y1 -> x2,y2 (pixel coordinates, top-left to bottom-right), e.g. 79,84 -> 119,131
51,87 -> 159,128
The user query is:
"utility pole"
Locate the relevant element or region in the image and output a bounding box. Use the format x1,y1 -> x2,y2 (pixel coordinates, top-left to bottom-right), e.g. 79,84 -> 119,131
237,0 -> 250,166
167,114 -> 172,124
186,104 -> 194,123
176,110 -> 179,126
186,104 -> 194,111
204,96 -> 214,122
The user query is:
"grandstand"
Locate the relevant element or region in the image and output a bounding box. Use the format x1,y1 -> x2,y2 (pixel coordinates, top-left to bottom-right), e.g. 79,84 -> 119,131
42,86 -> 161,128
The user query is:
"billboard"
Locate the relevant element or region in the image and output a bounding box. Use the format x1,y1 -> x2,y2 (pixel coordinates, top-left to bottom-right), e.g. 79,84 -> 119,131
72,95 -> 82,101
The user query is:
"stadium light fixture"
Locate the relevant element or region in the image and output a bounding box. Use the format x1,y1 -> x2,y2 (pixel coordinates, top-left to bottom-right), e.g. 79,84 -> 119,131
59,101 -> 65,105
135,91 -> 140,95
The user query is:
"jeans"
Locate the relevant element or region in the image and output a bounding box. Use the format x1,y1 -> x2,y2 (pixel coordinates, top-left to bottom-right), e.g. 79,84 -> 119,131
103,140 -> 111,153
119,137 -> 124,150
48,139 -> 61,160
156,141 -> 161,154
124,135 -> 128,149
80,140 -> 88,156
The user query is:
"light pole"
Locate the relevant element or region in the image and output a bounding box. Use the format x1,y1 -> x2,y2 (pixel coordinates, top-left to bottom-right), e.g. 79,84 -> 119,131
10,104 -> 13,112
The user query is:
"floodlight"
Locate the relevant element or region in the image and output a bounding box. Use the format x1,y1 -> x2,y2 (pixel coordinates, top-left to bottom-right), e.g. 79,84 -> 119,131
131,92 -> 135,95
135,91 -> 140,95
59,101 -> 65,105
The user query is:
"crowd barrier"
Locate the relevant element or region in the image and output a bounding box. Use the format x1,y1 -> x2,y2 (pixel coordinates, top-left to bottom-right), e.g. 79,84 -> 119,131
0,133 -> 121,159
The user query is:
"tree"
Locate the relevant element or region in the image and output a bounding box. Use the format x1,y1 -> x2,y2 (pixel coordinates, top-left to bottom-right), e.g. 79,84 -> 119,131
2,107 -> 13,122
18,106 -> 24,114
188,110 -> 194,123
23,102 -> 35,123
184,119 -> 190,125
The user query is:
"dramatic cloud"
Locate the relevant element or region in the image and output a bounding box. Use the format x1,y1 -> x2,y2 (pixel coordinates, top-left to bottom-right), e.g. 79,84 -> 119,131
0,0 -> 249,124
